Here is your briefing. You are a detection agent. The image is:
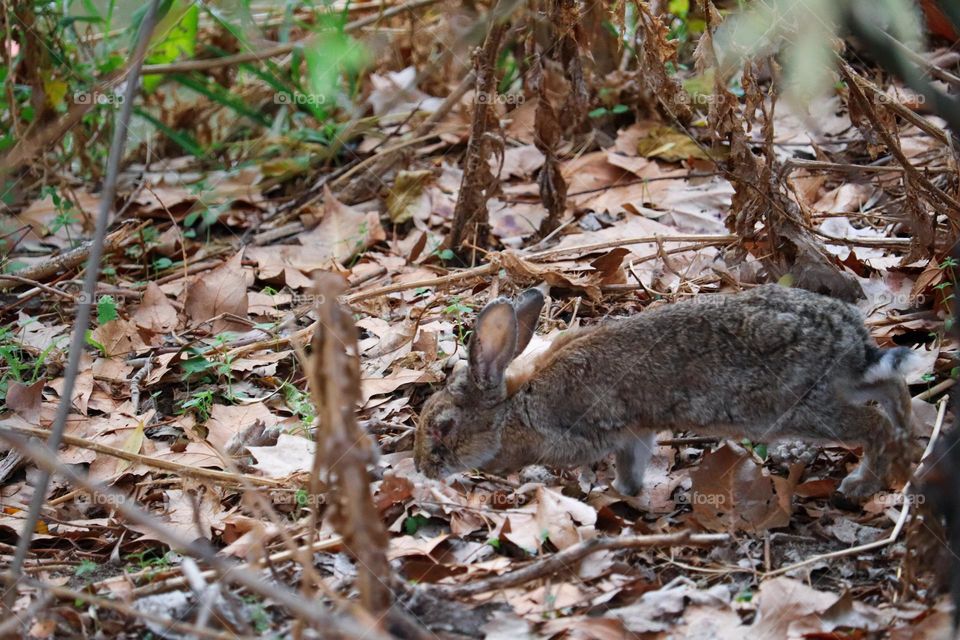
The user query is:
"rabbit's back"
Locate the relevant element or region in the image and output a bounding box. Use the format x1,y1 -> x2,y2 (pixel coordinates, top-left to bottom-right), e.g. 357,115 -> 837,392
522,285 -> 882,444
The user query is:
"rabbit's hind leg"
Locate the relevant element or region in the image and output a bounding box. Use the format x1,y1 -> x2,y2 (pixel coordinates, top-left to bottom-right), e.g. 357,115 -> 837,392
836,403 -> 900,500
845,378 -> 919,480
613,431 -> 656,495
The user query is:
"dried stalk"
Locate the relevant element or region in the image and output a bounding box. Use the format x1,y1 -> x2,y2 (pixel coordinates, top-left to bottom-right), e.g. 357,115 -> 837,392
447,0 -> 511,252
307,274 -> 393,616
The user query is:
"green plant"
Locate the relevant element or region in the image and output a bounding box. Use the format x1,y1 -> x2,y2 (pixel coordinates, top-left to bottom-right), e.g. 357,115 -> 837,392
666,0 -> 705,45
84,330 -> 107,357
432,247 -> 456,262
125,549 -> 172,582
442,296 -> 474,345
934,255 -> 957,336
0,324 -> 58,402
40,187 -> 80,244
588,104 -> 630,118
283,383 -> 316,430
740,438 -> 768,460
182,388 -> 215,422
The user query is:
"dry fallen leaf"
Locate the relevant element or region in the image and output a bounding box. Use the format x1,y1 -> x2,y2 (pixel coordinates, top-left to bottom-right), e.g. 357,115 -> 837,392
184,250 -> 250,333
132,282 -> 179,334
689,444 -> 792,532
298,185 -> 386,263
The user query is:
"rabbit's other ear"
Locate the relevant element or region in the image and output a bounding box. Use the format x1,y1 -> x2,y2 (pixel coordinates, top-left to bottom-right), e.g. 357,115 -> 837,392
469,299 -> 518,389
513,288 -> 545,357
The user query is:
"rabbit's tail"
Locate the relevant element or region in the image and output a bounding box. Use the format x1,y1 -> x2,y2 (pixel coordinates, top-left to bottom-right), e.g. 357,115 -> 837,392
863,347 -> 916,383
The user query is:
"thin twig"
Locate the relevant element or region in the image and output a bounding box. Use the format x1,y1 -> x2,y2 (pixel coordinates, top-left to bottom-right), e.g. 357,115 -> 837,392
6,0 -> 162,602
130,536 -> 345,596
5,575 -> 246,640
431,531 -> 729,596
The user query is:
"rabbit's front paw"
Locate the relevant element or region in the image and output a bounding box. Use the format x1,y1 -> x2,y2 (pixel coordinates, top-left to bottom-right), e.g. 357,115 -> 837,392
838,471 -> 883,500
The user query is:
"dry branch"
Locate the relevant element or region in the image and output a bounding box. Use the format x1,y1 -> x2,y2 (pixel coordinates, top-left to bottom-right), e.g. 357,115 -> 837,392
0,227 -> 129,289
132,536 -> 345,597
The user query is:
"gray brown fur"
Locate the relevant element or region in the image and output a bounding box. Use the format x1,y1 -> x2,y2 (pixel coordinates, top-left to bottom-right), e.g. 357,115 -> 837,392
414,285 -> 918,500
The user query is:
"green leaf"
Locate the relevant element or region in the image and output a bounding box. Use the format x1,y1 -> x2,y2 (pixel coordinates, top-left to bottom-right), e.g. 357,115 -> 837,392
753,443 -> 768,460
134,107 -> 205,156
180,356 -> 214,375
97,295 -> 118,324
85,330 -> 106,356
295,489 -> 309,507
403,515 -> 429,535
588,107 -> 609,118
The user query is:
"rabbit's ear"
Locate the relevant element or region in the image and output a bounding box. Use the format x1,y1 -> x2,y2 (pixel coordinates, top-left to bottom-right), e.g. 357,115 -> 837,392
513,288 -> 545,357
469,299 -> 518,389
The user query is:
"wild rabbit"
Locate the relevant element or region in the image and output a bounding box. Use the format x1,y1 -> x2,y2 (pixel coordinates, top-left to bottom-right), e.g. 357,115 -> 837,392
414,285 -> 918,500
